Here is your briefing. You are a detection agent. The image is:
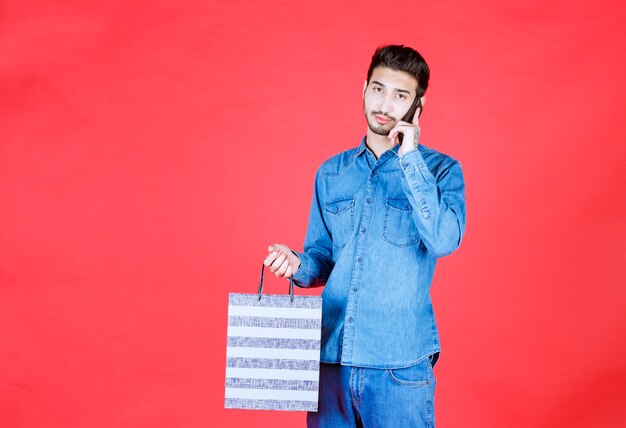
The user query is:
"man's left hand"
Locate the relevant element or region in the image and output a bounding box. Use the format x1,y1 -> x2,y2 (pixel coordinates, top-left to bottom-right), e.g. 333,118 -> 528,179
389,97 -> 425,157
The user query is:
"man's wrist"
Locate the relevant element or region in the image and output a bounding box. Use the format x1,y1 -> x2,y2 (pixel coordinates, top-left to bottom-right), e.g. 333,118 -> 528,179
291,250 -> 302,271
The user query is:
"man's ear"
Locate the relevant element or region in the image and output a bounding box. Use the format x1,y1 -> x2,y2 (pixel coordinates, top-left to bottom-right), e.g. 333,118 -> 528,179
362,80 -> 368,98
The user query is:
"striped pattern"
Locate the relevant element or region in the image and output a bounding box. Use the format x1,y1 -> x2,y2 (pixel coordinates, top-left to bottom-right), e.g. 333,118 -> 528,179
225,293 -> 322,412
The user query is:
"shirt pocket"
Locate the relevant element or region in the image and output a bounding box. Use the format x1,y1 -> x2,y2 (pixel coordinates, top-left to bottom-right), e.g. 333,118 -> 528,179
383,197 -> 420,247
324,196 -> 355,249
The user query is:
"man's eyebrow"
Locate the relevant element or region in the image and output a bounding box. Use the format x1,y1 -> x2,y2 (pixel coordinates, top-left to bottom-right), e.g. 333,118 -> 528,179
370,80 -> 412,95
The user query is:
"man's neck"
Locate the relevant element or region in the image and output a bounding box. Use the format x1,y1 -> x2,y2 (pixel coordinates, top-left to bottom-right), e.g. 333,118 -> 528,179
365,130 -> 396,159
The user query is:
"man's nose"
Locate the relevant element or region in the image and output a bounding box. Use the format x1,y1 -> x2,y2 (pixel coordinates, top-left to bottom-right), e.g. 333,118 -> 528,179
380,94 -> 394,113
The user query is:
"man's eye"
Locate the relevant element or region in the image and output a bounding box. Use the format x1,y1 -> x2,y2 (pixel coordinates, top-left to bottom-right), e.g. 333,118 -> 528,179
373,87 -> 382,92
398,94 -> 407,99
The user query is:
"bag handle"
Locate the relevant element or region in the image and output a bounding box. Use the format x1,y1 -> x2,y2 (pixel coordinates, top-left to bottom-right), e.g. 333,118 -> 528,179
258,263 -> 294,302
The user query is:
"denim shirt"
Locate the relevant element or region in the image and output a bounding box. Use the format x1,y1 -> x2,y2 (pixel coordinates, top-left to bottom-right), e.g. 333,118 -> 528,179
292,137 -> 466,369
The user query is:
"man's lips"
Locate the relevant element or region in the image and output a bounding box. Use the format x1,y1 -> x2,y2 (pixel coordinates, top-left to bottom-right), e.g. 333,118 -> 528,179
374,114 -> 392,124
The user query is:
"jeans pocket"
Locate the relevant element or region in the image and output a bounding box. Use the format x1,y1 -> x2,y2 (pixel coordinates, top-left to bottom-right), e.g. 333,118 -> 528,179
388,360 -> 431,387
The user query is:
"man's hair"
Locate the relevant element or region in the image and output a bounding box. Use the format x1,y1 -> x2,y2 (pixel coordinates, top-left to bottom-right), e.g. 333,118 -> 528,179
366,45 -> 430,98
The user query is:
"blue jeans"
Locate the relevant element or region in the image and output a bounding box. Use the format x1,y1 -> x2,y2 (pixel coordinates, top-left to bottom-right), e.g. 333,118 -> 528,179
308,354 -> 438,427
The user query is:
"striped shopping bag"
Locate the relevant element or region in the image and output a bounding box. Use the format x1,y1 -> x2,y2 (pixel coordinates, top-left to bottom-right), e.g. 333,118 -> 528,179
224,265 -> 322,411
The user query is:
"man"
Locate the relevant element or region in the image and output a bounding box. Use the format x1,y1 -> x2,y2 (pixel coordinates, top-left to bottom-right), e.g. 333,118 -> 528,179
263,45 -> 466,427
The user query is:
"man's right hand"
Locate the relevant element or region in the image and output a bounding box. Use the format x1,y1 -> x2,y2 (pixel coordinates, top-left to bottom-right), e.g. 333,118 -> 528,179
264,243 -> 301,278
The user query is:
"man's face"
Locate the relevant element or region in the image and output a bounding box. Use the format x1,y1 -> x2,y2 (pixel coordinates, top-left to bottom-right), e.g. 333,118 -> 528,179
363,66 -> 419,136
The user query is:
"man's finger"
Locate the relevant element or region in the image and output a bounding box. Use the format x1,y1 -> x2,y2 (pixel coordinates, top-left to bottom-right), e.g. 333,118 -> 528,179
388,125 -> 402,141
276,258 -> 290,276
412,114 -> 420,127
389,123 -> 411,135
270,253 -> 287,271
268,243 -> 284,253
264,251 -> 278,266
270,251 -> 288,272
412,97 -> 425,126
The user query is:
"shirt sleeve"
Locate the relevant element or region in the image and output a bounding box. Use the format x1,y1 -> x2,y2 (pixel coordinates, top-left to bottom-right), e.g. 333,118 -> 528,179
398,149 -> 467,258
292,167 -> 334,287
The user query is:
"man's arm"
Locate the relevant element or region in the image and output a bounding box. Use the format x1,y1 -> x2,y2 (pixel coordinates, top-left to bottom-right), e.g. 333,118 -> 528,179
389,104 -> 466,258
398,153 -> 466,258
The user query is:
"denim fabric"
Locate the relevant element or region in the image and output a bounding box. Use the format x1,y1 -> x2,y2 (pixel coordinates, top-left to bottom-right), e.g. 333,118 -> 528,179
293,137 -> 466,368
307,356 -> 437,427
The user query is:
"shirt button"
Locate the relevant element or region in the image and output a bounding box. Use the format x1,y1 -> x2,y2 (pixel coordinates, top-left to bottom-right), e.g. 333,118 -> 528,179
371,170 -> 377,176
347,317 -> 353,323
356,256 -> 362,263
360,228 -> 366,234
352,287 -> 358,292
366,197 -> 372,204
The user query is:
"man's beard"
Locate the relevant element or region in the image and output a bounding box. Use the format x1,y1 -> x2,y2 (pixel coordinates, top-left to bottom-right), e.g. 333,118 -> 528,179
364,107 -> 396,136
367,120 -> 391,136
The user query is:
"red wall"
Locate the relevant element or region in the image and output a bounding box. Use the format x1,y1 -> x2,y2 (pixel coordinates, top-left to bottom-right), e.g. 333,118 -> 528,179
1,1 -> 625,426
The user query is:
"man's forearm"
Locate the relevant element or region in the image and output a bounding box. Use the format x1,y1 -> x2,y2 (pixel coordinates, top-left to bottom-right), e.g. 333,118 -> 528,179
398,150 -> 467,257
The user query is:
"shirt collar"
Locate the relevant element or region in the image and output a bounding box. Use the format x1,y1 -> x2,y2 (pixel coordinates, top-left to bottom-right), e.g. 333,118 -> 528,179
354,137 -> 368,157
354,136 -> 402,158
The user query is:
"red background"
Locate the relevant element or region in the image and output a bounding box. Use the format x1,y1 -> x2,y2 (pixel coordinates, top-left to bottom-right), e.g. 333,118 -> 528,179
1,1 -> 625,426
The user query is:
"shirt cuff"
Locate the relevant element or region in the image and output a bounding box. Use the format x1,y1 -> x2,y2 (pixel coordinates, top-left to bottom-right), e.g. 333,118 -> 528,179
398,148 -> 428,172
291,250 -> 311,287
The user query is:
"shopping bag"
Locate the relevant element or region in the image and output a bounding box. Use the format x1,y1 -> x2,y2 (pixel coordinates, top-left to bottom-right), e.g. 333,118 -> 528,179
225,264 -> 322,411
